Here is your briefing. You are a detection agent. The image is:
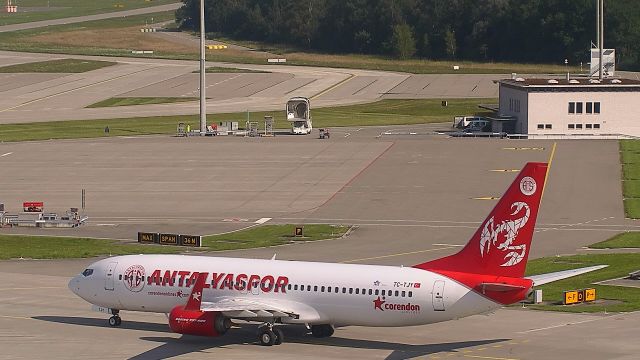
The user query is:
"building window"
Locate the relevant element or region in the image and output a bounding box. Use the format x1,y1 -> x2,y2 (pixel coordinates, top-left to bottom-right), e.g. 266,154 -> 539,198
586,124 -> 593,129
568,102 -> 575,114
594,102 -> 601,113
594,124 -> 601,129
568,124 -> 575,129
586,102 -> 593,114
537,124 -> 544,129
576,124 -> 583,129
576,102 -> 583,113
545,124 -> 552,129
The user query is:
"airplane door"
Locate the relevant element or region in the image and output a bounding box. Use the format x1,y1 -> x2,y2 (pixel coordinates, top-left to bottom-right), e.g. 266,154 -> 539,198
105,262 -> 118,291
432,280 -> 445,311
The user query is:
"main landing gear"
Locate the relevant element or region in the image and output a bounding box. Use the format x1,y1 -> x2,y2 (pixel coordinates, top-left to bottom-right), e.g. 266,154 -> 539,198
310,324 -> 334,338
258,323 -> 284,346
107,309 -> 121,327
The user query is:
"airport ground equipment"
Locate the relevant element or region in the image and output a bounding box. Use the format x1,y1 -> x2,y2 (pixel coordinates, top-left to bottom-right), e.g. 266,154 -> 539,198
264,116 -> 274,136
286,97 -> 312,135
246,121 -> 259,137
177,123 -> 186,137
1,204 -> 87,228
319,128 -> 330,139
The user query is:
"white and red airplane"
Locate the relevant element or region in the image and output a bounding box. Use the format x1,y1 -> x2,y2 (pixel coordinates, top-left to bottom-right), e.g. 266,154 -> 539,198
69,162 -> 605,346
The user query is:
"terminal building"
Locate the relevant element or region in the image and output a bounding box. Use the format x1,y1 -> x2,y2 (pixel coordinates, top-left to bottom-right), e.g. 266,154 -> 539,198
493,76 -> 640,138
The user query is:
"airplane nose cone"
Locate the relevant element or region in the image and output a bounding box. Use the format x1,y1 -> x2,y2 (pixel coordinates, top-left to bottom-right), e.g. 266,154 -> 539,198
68,276 -> 81,296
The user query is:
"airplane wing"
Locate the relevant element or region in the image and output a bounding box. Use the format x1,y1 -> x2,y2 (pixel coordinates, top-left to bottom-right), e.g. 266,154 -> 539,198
199,296 -> 324,322
527,265 -> 608,286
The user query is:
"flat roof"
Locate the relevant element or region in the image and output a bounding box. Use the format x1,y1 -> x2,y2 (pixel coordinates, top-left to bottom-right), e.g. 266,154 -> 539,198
500,77 -> 640,91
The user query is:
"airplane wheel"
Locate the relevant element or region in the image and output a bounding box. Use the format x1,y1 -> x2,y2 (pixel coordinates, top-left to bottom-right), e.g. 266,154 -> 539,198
311,324 -> 333,338
273,327 -> 284,345
259,329 -> 276,346
108,316 -> 121,327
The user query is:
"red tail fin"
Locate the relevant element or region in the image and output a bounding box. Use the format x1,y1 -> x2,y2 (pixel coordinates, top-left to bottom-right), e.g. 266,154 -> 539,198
414,162 -> 548,278
184,272 -> 208,311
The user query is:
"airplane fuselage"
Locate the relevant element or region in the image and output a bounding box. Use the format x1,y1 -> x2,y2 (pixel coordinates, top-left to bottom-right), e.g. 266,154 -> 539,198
69,254 -> 501,327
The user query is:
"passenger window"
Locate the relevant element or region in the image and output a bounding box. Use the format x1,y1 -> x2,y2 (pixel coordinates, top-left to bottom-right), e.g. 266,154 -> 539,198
314,286 -> 318,292
294,284 -> 298,290
409,291 -> 413,297
368,289 -> 373,295
119,275 -> 122,280
382,290 -> 386,296
288,284 -> 292,290
402,291 -> 406,297
375,289 -> 379,295
349,288 -> 353,294
395,291 -> 399,296
321,286 -> 325,292
301,285 -> 305,291
355,288 -> 359,294
342,287 -> 346,293
307,285 -> 311,291
335,287 -> 339,293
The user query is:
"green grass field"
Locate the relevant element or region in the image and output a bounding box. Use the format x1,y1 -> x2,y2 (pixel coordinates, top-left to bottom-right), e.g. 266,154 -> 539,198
87,97 -> 199,108
0,225 -> 348,259
0,58 -> 116,73
0,234 -> 185,260
620,140 -> 640,218
589,232 -> 640,249
0,98 -> 491,142
525,253 -> 640,313
0,0 -> 176,26
202,224 -> 349,251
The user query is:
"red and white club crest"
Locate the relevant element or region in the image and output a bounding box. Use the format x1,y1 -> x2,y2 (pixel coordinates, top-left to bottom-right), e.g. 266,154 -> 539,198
124,265 -> 146,292
519,176 -> 537,196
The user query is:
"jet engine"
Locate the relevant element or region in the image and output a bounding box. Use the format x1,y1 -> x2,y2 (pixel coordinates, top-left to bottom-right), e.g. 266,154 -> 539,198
168,305 -> 230,336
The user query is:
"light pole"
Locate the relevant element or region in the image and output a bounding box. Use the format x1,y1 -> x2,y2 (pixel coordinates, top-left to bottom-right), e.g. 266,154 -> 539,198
199,0 -> 206,135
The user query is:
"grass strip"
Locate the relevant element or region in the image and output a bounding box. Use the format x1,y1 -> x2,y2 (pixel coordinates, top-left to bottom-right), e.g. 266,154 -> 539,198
620,140 -> 640,218
0,98 -> 492,142
87,97 -> 199,108
590,232 -> 640,249
0,235 -> 185,260
202,224 -> 349,251
0,58 -> 116,73
525,253 -> 640,313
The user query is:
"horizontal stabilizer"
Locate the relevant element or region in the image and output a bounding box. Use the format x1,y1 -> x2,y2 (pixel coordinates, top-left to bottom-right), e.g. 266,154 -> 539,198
528,265 -> 608,286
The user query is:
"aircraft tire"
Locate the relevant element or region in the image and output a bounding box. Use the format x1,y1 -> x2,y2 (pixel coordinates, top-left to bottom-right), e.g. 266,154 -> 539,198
108,316 -> 120,327
259,329 -> 276,346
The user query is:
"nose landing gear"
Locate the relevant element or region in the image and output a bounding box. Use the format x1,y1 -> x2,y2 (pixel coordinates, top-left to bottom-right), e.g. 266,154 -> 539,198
107,309 -> 121,327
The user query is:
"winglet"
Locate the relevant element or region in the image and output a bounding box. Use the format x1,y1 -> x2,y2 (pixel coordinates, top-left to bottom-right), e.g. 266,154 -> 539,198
184,272 -> 208,311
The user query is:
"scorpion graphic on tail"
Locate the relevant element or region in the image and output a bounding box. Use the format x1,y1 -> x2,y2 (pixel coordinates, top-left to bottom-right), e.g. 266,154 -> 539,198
479,201 -> 530,267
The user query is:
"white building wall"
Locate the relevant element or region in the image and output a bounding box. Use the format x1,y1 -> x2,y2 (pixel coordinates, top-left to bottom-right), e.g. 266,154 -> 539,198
499,86 -> 529,133
528,91 -> 640,136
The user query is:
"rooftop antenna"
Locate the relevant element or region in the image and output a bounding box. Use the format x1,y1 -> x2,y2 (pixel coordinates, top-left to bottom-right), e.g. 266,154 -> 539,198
598,0 -> 604,81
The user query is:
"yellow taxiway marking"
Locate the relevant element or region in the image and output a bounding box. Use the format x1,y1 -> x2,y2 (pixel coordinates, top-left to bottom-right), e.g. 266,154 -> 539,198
490,169 -> 519,172
341,246 -> 455,263
472,196 -> 500,200
310,74 -> 355,100
502,147 -> 545,151
464,355 -> 519,360
542,142 -> 557,199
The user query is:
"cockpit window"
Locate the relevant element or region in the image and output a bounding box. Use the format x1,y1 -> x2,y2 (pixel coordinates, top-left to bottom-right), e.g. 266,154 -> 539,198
82,268 -> 94,277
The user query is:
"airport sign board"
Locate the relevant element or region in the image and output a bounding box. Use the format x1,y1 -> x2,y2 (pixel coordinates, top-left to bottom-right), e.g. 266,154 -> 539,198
159,233 -> 179,246
137,232 -> 159,244
179,235 -> 202,247
563,288 -> 597,305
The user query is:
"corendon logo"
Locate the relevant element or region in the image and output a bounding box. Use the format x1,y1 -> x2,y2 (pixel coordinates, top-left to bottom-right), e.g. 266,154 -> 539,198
373,296 -> 420,312
480,201 -> 531,267
124,265 -> 146,292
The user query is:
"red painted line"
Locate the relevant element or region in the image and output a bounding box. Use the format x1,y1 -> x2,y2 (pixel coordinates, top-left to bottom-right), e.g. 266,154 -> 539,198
320,141 -> 396,208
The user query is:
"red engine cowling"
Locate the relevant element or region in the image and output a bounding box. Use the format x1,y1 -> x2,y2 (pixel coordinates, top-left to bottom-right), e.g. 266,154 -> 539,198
168,306 -> 228,337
